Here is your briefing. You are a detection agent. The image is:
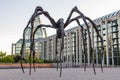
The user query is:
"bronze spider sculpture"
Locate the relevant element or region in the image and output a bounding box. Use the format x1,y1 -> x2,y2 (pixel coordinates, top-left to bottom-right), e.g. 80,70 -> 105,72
20,6 -> 104,77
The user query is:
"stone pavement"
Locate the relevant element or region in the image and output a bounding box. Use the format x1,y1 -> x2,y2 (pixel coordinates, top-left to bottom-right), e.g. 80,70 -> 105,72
0,68 -> 120,80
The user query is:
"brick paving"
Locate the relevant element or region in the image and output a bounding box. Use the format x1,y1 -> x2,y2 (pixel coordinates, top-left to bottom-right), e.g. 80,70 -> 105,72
0,68 -> 120,80
0,63 -> 52,68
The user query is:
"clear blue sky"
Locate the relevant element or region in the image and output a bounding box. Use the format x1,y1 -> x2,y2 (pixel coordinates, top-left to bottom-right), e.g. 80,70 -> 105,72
0,0 -> 120,54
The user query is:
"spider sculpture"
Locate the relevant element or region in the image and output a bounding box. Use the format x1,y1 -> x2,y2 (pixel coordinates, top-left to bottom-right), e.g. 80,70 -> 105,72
20,6 -> 104,77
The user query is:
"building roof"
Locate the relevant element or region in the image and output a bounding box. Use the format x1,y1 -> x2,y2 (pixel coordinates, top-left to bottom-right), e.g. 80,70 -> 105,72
94,10 -> 120,23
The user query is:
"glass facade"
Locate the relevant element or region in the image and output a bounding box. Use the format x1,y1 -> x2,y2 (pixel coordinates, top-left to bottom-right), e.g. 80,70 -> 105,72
111,20 -> 120,65
15,16 -> 47,59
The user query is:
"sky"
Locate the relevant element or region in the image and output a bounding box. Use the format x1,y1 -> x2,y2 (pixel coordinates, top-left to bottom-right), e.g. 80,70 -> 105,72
0,0 -> 120,54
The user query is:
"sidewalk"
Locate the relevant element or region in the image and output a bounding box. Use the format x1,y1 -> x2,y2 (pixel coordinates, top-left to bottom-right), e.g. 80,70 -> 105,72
0,68 -> 120,80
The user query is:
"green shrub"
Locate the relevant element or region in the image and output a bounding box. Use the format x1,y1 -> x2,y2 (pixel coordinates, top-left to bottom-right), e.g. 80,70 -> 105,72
35,59 -> 44,63
2,55 -> 14,63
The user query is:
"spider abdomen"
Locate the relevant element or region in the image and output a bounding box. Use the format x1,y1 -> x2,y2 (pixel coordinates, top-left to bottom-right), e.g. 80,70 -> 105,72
57,28 -> 62,38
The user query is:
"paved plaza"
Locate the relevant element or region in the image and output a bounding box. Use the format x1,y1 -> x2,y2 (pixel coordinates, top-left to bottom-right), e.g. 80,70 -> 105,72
0,68 -> 120,80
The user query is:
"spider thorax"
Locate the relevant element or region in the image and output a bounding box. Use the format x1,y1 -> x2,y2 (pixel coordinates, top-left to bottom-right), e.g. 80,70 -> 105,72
56,18 -> 64,38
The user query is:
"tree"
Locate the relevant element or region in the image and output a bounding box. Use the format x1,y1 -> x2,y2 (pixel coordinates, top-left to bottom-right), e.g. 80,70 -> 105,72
0,51 -> 6,57
0,51 -> 6,62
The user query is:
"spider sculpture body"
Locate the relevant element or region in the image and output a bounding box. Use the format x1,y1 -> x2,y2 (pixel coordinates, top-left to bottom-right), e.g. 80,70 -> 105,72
20,6 -> 104,77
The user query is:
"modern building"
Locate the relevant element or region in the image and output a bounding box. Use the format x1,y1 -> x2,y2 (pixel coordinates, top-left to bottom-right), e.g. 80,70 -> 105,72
40,10 -> 120,67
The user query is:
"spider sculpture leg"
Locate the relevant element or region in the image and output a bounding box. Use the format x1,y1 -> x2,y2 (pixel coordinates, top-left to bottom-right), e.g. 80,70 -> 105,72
29,13 -> 36,75
20,20 -> 31,73
30,15 -> 36,73
82,30 -> 87,71
83,30 -> 88,71
34,26 -> 64,77
20,49 -> 25,73
55,36 -> 59,71
76,20 -> 87,71
72,7 -> 96,74
85,17 -> 104,72
31,10 -> 44,72
20,40 -> 25,73
27,6 -> 57,75
20,13 -> 37,75
58,31 -> 64,77
30,24 -> 56,75
66,14 -> 104,73
64,6 -> 96,74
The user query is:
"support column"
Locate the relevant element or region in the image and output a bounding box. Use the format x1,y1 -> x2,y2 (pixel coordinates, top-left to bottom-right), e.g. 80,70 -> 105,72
101,22 -> 104,66
46,39 -> 49,60
111,34 -> 114,66
76,30 -> 79,66
87,30 -> 90,66
68,32 -> 73,67
66,34 -> 69,67
105,19 -> 109,66
79,28 -> 82,66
